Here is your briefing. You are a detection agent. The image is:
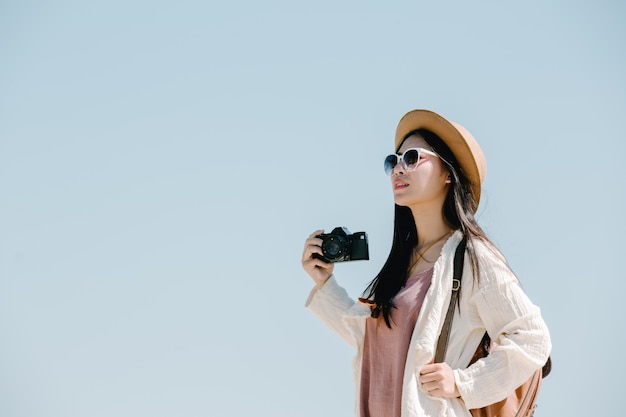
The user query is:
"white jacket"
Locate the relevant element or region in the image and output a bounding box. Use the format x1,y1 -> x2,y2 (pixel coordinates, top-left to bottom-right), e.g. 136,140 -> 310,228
305,231 -> 551,417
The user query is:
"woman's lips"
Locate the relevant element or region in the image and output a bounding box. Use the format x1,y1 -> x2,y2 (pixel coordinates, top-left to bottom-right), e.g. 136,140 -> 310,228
393,178 -> 409,190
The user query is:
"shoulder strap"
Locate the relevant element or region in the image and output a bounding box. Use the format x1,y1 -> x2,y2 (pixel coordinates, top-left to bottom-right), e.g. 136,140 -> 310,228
434,237 -> 467,363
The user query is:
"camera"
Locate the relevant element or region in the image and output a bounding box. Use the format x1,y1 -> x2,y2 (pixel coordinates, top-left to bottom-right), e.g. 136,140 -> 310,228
315,227 -> 369,263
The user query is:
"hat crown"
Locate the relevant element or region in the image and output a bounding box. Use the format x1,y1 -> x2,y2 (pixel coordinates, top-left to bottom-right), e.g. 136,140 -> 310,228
449,121 -> 487,185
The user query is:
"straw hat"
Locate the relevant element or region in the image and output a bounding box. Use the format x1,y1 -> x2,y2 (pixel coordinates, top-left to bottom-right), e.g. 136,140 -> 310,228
395,109 -> 487,210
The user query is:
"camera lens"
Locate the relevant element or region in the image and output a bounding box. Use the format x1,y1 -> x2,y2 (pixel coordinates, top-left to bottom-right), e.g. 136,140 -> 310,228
322,235 -> 348,262
325,239 -> 342,257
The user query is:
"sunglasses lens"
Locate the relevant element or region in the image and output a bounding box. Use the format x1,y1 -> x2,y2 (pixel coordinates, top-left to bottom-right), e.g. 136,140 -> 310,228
403,149 -> 420,170
384,155 -> 399,175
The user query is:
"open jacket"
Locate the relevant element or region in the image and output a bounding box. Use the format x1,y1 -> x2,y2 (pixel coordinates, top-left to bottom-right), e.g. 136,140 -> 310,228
305,231 -> 551,417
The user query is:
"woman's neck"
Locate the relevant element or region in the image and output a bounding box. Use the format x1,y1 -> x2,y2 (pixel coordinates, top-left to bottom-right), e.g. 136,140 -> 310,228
410,207 -> 452,247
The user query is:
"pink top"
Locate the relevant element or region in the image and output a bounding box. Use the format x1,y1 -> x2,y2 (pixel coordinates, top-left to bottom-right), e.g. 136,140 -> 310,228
359,268 -> 434,417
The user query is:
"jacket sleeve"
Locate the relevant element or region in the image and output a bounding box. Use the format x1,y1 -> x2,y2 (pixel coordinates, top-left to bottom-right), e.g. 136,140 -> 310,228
453,246 -> 552,409
305,275 -> 365,350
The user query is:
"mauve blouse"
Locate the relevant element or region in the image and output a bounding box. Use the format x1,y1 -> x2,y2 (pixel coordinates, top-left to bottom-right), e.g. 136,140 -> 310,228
360,268 -> 433,417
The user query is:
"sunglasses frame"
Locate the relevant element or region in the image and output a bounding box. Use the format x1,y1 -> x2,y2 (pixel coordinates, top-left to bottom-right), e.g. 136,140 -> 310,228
384,147 -> 439,176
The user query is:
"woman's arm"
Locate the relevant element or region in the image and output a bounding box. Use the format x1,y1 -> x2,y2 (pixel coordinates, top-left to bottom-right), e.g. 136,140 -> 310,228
305,275 -> 362,348
302,230 -> 364,348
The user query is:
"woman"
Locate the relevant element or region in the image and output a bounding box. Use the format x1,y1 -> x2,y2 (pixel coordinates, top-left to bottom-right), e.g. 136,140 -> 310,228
301,109 -> 551,417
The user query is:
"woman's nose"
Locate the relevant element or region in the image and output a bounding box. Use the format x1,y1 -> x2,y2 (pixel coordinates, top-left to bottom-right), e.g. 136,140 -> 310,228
392,160 -> 404,175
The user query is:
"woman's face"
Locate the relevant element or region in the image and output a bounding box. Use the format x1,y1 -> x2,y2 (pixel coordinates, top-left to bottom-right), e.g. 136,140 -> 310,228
390,134 -> 450,210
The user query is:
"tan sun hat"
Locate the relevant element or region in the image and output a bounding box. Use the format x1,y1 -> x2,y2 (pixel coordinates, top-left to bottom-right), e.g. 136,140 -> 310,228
395,109 -> 487,210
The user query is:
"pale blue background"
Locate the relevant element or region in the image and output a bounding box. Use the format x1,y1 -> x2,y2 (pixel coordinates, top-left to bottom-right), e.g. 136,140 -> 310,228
1,1 -> 624,416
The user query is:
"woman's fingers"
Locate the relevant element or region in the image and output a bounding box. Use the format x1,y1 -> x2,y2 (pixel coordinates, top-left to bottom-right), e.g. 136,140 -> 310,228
302,229 -> 333,287
419,362 -> 460,398
308,229 -> 324,238
302,230 -> 324,261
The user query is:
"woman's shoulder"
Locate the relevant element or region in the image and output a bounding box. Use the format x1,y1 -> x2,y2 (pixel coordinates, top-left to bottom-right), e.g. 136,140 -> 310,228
446,231 -> 506,264
471,236 -> 507,262
468,236 -> 518,288
443,232 -> 510,274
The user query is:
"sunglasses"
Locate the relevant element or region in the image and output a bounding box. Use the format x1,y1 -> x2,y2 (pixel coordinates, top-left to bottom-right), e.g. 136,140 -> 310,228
384,147 -> 439,176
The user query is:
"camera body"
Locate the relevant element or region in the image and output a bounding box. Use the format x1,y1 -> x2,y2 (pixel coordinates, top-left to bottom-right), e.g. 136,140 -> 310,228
316,227 -> 369,263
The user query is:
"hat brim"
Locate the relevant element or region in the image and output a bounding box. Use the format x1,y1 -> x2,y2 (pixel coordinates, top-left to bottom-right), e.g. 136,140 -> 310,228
395,109 -> 486,210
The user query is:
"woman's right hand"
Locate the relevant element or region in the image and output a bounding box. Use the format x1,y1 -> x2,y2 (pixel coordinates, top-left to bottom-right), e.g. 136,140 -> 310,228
301,230 -> 334,288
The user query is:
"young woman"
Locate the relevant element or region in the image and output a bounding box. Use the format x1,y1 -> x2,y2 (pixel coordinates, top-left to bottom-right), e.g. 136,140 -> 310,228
301,109 -> 551,417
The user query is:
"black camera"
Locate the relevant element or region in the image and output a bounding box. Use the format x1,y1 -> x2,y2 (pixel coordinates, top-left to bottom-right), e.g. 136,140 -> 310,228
316,227 -> 369,263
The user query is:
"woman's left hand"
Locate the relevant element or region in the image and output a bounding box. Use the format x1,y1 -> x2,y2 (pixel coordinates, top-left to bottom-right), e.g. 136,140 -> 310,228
419,362 -> 460,398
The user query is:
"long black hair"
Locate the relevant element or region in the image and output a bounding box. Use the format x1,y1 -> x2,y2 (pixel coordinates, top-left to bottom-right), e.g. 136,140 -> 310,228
362,128 -> 495,328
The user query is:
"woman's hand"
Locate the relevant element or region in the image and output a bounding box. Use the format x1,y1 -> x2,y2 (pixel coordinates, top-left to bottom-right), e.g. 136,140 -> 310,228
301,230 -> 334,288
419,361 -> 460,398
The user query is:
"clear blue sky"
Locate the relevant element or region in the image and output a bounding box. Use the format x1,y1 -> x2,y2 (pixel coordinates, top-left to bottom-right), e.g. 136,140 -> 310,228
1,1 -> 624,416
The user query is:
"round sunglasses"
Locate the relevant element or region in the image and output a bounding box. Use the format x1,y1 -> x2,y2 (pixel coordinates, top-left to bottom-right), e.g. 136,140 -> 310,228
383,147 -> 439,176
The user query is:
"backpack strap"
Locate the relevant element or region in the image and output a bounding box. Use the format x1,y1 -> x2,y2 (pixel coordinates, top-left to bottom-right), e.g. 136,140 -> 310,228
434,237 -> 467,363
